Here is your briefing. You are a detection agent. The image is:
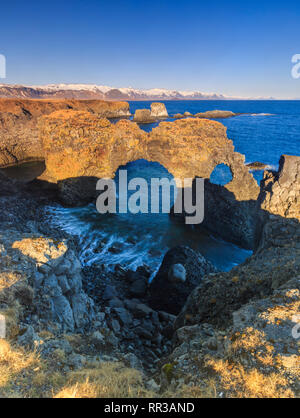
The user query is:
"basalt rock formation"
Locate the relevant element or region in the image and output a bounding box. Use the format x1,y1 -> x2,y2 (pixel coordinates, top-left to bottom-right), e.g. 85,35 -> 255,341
174,157 -> 300,328
0,99 -> 130,167
163,161 -> 300,397
132,103 -> 168,122
259,154 -> 300,221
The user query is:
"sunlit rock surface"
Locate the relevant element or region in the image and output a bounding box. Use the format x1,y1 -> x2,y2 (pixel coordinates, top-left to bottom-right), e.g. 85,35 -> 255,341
0,98 -> 130,167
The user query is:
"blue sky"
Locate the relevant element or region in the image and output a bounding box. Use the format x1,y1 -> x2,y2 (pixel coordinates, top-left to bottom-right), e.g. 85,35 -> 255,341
0,0 -> 300,98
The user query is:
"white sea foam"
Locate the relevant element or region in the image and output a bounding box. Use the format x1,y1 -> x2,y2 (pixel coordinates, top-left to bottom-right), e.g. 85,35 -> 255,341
250,113 -> 274,116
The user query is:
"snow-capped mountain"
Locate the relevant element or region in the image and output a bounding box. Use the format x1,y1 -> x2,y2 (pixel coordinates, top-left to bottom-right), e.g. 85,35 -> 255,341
0,83 -> 266,100
0,83 -> 230,100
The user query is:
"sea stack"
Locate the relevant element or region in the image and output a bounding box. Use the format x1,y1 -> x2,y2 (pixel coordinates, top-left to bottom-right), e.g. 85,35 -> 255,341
133,109 -> 155,123
150,102 -> 169,118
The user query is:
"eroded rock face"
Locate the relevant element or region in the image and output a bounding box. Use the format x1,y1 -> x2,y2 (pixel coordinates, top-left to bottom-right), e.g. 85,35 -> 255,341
175,216 -> 300,330
201,180 -> 259,249
164,276 -> 300,397
0,231 -> 94,333
39,111 -> 148,184
0,99 -> 130,167
175,158 -> 300,330
259,155 -> 300,221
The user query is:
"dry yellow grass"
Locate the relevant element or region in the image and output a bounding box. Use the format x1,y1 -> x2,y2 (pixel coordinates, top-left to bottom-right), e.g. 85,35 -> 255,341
0,340 -> 155,398
54,362 -> 154,398
206,358 -> 294,398
0,337 -> 296,398
0,339 -> 39,395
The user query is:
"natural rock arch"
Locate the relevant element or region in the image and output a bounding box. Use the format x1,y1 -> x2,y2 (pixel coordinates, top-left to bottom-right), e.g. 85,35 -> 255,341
37,110 -> 260,249
39,110 -> 259,201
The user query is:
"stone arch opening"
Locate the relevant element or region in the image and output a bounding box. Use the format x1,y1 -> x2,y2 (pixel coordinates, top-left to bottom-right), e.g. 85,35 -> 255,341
209,163 -> 233,186
113,158 -> 178,216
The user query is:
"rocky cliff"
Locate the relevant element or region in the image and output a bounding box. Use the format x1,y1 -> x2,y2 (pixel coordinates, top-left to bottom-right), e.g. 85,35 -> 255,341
0,99 -> 130,167
160,158 -> 300,397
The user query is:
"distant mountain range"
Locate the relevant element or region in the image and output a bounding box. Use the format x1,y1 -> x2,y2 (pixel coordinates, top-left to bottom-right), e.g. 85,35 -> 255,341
0,83 -> 275,101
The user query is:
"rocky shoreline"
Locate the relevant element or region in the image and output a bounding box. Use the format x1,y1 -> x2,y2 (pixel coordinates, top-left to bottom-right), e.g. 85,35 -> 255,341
0,99 -> 299,397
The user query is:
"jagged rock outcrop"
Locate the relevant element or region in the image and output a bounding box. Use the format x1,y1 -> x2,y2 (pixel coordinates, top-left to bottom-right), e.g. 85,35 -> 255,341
160,161 -> 300,397
39,111 -> 148,185
150,102 -> 168,118
0,99 -> 130,167
173,157 -> 300,328
0,230 -> 95,334
174,216 -> 300,330
0,172 -> 95,336
0,172 -> 174,372
132,103 -> 168,123
149,246 -> 216,314
200,180 -> 260,249
163,275 -> 300,397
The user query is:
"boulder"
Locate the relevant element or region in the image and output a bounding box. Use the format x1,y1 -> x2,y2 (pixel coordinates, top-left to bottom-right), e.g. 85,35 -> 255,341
168,263 -> 186,283
149,246 -> 216,314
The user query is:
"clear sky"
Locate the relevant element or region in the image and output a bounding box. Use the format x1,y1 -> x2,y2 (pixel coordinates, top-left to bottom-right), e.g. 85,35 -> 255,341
1,0 -> 300,98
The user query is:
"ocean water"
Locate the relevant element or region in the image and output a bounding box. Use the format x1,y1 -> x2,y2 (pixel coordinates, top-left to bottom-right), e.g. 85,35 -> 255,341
47,100 -> 300,273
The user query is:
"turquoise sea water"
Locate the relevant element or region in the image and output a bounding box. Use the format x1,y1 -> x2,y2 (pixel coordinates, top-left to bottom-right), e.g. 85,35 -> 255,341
47,101 -> 300,273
